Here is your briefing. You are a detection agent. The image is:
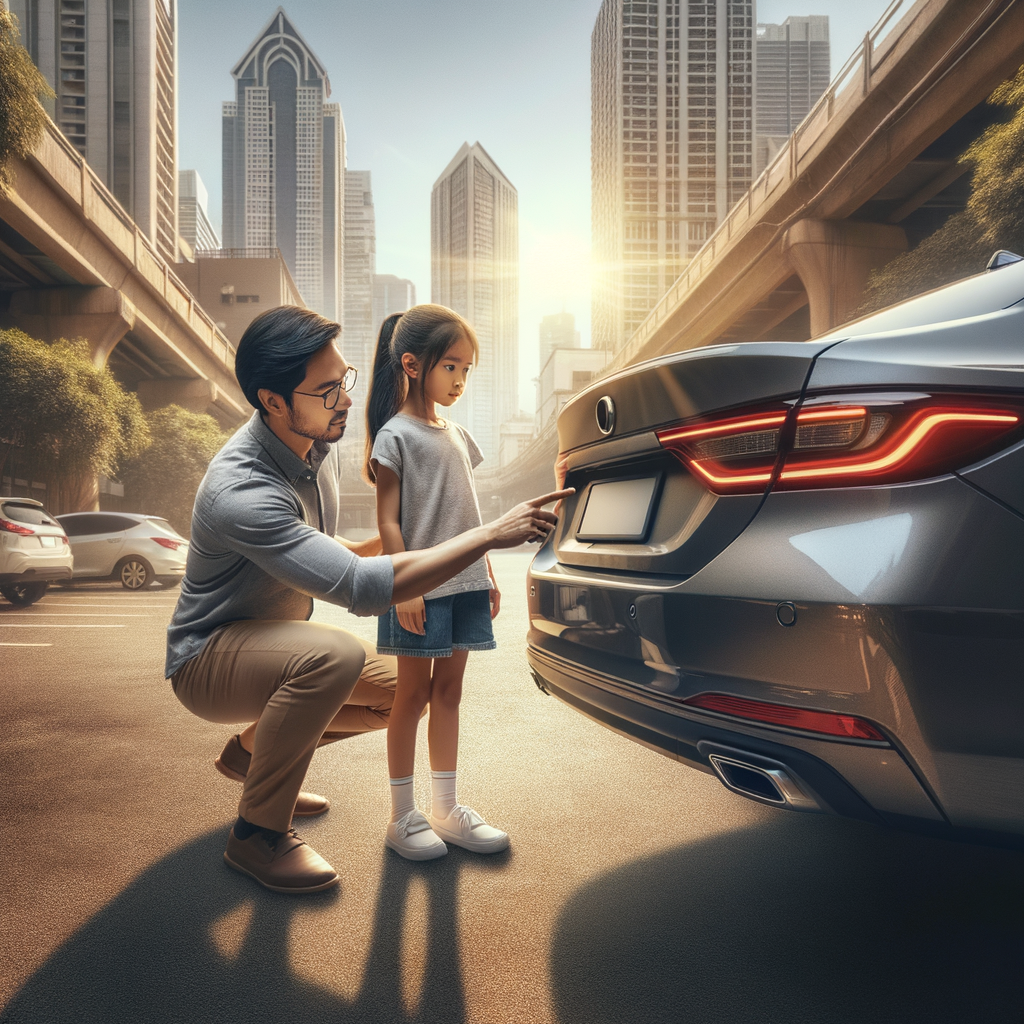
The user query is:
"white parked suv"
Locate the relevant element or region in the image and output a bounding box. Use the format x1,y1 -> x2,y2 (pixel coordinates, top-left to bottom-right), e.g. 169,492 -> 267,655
0,497 -> 73,606
56,512 -> 188,590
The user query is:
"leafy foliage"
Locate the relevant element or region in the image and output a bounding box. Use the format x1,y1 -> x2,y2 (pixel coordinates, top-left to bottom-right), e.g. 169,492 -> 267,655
0,329 -> 149,511
0,8 -> 54,194
861,66 -> 1024,313
120,405 -> 231,535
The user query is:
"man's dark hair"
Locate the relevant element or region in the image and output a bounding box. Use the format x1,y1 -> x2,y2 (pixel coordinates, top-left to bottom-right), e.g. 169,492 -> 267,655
234,306 -> 341,413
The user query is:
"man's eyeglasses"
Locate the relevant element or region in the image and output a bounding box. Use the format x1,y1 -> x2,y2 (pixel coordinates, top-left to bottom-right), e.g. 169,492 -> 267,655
293,367 -> 358,409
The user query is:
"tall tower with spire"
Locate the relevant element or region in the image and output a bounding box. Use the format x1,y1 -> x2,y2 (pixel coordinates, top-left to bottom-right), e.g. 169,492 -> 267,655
221,7 -> 345,319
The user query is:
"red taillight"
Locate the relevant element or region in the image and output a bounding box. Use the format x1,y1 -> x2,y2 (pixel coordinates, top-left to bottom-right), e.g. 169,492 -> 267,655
656,408 -> 788,494
777,399 -> 1020,489
657,394 -> 1023,493
151,536 -> 183,550
682,692 -> 887,742
0,519 -> 35,536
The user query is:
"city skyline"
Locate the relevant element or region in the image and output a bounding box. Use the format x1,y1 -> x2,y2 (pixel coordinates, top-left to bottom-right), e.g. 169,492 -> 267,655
173,0 -> 893,411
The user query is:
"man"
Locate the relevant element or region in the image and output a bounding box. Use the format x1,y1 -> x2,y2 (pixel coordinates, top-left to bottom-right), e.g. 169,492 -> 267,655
166,306 -> 566,895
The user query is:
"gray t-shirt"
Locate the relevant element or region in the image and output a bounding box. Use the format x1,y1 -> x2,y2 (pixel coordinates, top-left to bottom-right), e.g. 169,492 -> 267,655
371,414 -> 492,600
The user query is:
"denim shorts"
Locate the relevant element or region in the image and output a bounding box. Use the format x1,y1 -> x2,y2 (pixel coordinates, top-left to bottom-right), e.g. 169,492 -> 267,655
377,589 -> 496,658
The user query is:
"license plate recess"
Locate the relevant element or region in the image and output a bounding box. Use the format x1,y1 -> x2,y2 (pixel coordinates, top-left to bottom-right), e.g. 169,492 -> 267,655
576,474 -> 663,543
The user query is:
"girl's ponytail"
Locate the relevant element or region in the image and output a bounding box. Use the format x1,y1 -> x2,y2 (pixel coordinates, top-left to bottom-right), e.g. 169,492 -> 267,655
363,313 -> 405,483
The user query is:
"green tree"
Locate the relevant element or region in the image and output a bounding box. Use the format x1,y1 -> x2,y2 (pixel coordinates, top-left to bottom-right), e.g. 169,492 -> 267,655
0,328 -> 150,512
861,66 -> 1024,313
0,7 -> 54,194
120,405 -> 231,535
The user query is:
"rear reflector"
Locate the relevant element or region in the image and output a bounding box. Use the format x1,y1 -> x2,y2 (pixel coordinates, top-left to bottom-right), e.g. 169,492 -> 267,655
682,692 -> 888,742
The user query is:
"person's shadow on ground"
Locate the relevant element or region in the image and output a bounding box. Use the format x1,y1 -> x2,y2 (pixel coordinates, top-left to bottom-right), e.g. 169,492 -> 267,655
1,829 -> 476,1024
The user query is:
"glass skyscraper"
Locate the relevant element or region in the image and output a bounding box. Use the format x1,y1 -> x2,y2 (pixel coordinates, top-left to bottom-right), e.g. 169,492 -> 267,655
431,142 -> 519,460
221,9 -> 345,319
591,0 -> 755,352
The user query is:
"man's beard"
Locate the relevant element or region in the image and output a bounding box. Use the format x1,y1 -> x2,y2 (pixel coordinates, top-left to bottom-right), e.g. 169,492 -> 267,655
286,408 -> 347,444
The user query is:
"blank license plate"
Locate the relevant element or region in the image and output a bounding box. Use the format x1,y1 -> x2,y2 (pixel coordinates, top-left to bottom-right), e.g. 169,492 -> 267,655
577,476 -> 661,542
39,536 -> 59,547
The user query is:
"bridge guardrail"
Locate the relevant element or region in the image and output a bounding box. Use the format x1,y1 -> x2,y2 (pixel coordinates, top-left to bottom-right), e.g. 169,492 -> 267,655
28,119 -> 236,372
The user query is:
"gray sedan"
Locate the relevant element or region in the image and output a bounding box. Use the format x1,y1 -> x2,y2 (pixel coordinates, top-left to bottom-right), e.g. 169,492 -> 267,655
528,256 -> 1024,845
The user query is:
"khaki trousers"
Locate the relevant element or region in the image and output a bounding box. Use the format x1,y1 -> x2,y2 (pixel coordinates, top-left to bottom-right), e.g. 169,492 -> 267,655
171,619 -> 397,831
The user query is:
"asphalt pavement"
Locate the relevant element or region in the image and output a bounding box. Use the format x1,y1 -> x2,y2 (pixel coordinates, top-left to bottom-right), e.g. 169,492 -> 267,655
1,552 -> 1023,1023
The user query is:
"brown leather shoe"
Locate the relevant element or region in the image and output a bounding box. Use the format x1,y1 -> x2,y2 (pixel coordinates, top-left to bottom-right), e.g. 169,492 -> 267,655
215,735 -> 330,817
224,827 -> 339,894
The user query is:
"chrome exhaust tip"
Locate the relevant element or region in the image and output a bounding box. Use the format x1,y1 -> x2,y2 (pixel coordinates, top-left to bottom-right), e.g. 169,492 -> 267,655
699,743 -> 822,812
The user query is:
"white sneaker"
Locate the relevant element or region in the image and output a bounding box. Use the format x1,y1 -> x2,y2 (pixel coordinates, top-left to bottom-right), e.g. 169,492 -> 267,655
385,809 -> 448,861
428,804 -> 510,854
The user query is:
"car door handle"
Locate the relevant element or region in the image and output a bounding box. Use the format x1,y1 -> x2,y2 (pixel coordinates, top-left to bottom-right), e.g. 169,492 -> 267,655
107,538 -> 121,543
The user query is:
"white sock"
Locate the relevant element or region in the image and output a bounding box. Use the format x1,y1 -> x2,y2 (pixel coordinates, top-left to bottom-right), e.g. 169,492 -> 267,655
431,770 -> 458,819
389,775 -> 415,821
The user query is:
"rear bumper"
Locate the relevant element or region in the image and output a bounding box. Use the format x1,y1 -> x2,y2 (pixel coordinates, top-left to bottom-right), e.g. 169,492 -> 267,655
527,639 -> 941,827
0,565 -> 72,584
529,474 -> 1024,838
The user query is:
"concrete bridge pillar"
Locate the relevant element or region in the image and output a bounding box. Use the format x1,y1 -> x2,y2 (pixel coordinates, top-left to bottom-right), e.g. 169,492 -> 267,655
136,378 -> 220,415
783,219 -> 907,337
7,286 -> 136,366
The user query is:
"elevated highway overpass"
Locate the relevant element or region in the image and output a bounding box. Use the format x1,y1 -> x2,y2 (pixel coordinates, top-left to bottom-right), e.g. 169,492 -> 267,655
481,0 -> 1024,506
0,121 -> 246,426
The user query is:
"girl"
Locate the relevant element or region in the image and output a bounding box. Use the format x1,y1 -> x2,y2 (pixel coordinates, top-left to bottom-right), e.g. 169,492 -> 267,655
365,304 -> 509,861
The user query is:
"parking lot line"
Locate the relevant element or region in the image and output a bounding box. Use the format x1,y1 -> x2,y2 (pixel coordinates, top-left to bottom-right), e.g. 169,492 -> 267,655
0,642 -> 53,647
0,610 -> 149,618
36,601 -> 176,607
0,624 -> 126,628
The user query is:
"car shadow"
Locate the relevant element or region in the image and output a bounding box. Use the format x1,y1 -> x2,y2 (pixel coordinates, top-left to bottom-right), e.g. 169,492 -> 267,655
548,813 -> 1024,1024
1,829 -> 474,1024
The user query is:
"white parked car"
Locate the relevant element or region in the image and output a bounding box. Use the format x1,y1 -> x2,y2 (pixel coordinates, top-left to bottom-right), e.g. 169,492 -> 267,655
0,497 -> 73,606
56,512 -> 188,590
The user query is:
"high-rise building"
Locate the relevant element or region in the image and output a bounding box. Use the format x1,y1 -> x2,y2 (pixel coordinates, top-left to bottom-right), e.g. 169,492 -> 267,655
10,0 -> 179,263
178,170 -> 220,253
342,170 -> 375,446
756,16 -> 830,174
372,274 -> 416,333
221,8 -> 345,319
431,142 -> 518,460
539,312 -> 581,367
591,0 -> 755,352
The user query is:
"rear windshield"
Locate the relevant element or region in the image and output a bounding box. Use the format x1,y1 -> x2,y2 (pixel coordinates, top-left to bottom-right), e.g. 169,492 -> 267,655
145,518 -> 181,537
2,502 -> 58,527
823,259 -> 1024,340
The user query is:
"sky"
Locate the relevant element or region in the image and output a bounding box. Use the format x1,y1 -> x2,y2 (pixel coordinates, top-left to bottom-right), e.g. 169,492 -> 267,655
177,0 -> 896,414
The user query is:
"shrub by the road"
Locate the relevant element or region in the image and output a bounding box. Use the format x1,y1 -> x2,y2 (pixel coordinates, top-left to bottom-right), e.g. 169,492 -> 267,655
0,7 -> 54,194
120,405 -> 231,536
0,329 -> 149,512
862,65 -> 1024,312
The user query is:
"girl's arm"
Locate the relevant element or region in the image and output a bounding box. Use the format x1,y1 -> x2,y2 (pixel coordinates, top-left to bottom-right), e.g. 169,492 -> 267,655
486,553 -> 500,620
390,489 -> 571,603
374,463 -> 427,635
